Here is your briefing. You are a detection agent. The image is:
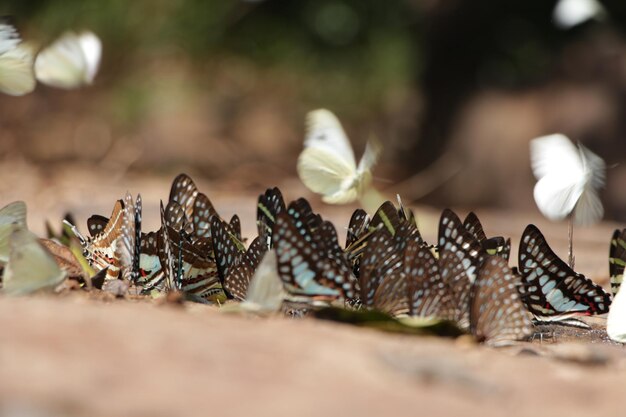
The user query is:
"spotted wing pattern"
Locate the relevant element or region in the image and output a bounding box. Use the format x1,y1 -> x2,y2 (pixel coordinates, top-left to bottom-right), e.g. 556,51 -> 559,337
609,229 -> 626,297
518,224 -> 611,318
359,227 -> 404,307
211,216 -> 245,287
463,212 -> 511,260
257,187 -> 286,248
405,239 -> 457,319
168,173 -> 199,221
470,256 -> 533,346
274,211 -> 358,300
438,209 -> 485,328
223,236 -> 267,300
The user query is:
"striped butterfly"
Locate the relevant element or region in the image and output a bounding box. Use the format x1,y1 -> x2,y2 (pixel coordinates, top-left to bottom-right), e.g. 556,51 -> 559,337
159,200 -> 223,301
274,210 -> 359,302
0,18 -> 35,96
297,109 -> 381,204
463,212 -> 511,260
518,224 -> 611,319
34,30 -> 101,89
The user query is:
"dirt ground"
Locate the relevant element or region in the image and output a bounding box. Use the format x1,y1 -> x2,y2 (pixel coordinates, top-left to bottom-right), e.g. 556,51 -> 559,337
0,162 -> 624,417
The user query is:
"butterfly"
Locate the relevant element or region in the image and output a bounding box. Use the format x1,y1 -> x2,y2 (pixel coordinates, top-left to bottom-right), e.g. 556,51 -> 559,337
530,134 -> 606,226
3,226 -> 66,295
463,212 -> 511,260
158,200 -> 223,301
115,193 -> 142,283
359,225 -> 408,307
469,256 -> 533,346
297,109 -> 381,204
223,236 -> 267,301
0,200 -> 27,264
34,30 -> 101,89
553,0 -> 605,29
240,250 -> 288,313
518,224 -> 611,319
257,187 -> 286,248
437,209 -> 485,328
609,228 -> 626,297
0,18 -> 35,96
273,210 -> 359,302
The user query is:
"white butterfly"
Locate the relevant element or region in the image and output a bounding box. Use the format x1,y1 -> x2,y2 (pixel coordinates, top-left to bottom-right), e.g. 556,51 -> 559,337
35,30 -> 101,89
553,0 -> 605,29
240,250 -> 287,313
297,109 -> 381,204
530,134 -> 605,226
607,287 -> 626,343
3,226 -> 66,295
0,19 -> 36,96
0,200 -> 27,263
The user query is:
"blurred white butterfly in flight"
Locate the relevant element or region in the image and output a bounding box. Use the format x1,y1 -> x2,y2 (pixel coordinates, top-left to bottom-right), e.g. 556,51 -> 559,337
297,109 -> 382,204
35,30 -> 101,89
0,17 -> 36,96
530,133 -> 605,226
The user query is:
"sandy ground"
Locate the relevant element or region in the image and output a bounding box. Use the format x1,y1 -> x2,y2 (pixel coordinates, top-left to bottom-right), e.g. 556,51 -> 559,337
0,163 -> 624,417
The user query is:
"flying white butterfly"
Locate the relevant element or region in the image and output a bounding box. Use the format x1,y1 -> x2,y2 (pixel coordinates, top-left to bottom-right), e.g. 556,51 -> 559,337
553,0 -> 605,29
607,286 -> 626,343
34,30 -> 101,89
0,19 -> 36,96
2,226 -> 66,295
530,133 -> 606,226
297,109 -> 381,204
0,200 -> 27,263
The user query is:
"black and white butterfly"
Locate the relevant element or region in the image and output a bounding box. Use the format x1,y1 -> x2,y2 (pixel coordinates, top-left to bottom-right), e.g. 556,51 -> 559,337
463,212 -> 511,260
438,209 -> 485,328
257,187 -> 286,249
518,224 -> 611,320
223,236 -> 267,301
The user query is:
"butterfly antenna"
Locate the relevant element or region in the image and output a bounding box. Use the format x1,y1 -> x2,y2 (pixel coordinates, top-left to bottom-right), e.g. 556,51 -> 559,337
63,219 -> 87,246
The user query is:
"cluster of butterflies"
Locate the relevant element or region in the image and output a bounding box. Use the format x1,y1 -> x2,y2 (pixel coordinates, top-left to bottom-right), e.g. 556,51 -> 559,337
0,173 -> 598,347
0,18 -> 101,96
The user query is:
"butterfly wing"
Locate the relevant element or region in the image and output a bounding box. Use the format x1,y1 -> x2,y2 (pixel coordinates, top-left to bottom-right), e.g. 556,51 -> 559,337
257,187 -> 286,247
298,109 -> 360,204
0,42 -> 35,96
0,201 -> 27,263
224,236 -> 267,300
463,212 -> 510,260
518,224 -> 611,318
405,240 -> 457,320
77,31 -> 101,83
438,209 -> 485,328
609,229 -> 626,296
3,226 -> 66,295
469,256 -> 533,346
35,31 -> 91,89
530,134 -> 605,225
0,19 -> 20,55
168,173 -> 199,220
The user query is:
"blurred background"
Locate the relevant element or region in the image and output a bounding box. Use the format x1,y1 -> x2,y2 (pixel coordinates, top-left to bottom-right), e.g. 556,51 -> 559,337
2,0 -> 626,221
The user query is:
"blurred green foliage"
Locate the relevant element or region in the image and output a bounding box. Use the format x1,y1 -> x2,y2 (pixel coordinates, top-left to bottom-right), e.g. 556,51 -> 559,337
5,0 -> 418,118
